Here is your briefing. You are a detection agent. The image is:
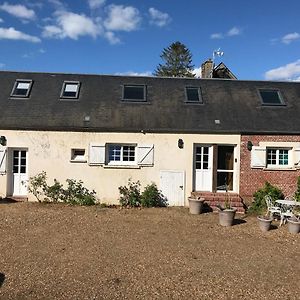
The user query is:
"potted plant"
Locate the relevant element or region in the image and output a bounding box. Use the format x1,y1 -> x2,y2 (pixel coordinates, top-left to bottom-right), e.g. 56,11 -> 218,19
287,216 -> 300,234
257,215 -> 273,232
188,197 -> 204,214
217,188 -> 236,227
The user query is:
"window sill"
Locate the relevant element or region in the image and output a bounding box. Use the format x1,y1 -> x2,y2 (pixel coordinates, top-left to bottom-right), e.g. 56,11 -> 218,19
263,167 -> 297,171
104,165 -> 141,169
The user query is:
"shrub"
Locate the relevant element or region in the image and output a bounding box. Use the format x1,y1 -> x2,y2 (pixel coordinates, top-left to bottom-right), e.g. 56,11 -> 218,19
294,176 -> 300,201
45,179 -> 63,203
248,181 -> 284,214
118,179 -> 141,207
28,171 -> 47,202
141,183 -> 167,207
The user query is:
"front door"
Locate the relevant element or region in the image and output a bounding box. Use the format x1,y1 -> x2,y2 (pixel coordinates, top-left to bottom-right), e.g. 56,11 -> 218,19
12,150 -> 28,196
159,170 -> 185,206
195,145 -> 212,191
216,146 -> 234,191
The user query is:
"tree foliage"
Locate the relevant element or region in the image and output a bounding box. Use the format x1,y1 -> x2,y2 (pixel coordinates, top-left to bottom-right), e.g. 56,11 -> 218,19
154,41 -> 195,78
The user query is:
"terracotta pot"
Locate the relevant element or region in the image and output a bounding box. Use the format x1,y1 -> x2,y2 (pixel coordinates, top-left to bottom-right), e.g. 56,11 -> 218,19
188,197 -> 204,214
287,218 -> 300,234
218,208 -> 236,226
257,216 -> 272,232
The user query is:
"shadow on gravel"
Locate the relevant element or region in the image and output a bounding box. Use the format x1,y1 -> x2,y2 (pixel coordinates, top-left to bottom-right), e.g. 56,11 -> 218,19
233,219 -> 247,226
0,273 -> 5,287
0,198 -> 18,204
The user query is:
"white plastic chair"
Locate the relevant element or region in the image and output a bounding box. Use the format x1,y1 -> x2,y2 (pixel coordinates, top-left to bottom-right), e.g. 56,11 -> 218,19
265,195 -> 281,218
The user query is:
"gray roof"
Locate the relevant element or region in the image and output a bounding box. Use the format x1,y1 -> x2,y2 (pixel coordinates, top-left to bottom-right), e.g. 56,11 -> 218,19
0,70 -> 300,134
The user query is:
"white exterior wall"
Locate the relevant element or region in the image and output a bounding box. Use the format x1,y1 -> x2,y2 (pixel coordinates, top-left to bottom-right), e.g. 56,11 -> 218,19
0,130 -> 240,205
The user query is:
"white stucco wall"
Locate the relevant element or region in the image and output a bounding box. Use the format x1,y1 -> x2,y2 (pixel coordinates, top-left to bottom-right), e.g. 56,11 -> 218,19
0,130 -> 240,205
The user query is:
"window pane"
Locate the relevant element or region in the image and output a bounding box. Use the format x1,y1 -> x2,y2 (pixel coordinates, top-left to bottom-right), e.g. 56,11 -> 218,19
123,146 -> 135,161
279,149 -> 288,165
17,82 -> 30,89
259,90 -> 283,105
109,145 -> 121,161
217,146 -> 234,170
186,87 -> 201,102
267,149 -> 276,165
12,81 -> 32,97
217,172 -> 233,191
62,82 -> 80,98
123,85 -> 145,101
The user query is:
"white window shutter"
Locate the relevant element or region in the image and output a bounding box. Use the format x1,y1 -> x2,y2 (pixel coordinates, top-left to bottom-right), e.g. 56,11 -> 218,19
137,144 -> 154,166
294,147 -> 300,167
89,144 -> 105,165
251,146 -> 266,168
0,148 -> 7,174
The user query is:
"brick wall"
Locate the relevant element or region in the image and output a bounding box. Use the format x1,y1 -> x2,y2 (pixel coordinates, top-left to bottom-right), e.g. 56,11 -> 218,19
240,135 -> 300,203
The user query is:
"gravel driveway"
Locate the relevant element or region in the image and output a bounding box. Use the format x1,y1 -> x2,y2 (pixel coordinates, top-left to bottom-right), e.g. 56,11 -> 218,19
0,202 -> 299,299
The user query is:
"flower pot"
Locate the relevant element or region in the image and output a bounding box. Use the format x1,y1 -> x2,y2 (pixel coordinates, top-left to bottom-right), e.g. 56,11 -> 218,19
188,197 -> 204,214
257,216 -> 272,232
218,208 -> 236,227
287,217 -> 300,234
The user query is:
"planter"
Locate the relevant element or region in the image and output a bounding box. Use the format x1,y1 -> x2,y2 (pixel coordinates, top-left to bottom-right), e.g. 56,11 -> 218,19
257,216 -> 272,232
287,217 -> 300,234
218,208 -> 236,227
188,197 -> 204,214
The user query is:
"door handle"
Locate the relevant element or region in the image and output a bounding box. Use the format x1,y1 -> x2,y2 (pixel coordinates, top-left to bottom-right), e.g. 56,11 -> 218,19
179,185 -> 183,189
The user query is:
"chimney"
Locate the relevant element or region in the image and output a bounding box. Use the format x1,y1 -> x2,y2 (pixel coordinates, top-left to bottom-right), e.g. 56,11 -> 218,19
201,59 -> 214,78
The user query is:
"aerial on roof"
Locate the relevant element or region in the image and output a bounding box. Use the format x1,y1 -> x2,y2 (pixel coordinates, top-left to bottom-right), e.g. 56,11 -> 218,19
0,70 -> 299,134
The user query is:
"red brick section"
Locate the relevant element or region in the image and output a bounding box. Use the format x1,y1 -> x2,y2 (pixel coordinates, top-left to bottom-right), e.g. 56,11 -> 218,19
240,135 -> 300,204
190,191 -> 246,213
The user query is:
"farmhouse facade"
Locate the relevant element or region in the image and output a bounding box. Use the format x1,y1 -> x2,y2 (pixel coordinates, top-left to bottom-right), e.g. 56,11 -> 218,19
0,71 -> 300,208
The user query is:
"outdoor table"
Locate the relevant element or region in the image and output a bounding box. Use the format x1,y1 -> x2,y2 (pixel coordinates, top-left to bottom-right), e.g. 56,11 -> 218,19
275,200 -> 300,207
275,199 -> 300,225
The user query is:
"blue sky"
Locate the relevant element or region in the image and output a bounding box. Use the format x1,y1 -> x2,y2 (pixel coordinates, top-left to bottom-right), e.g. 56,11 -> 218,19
0,0 -> 300,81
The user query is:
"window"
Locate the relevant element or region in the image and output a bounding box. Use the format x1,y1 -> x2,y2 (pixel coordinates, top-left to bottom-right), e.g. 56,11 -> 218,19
108,144 -> 136,164
123,85 -> 146,101
11,80 -> 33,97
70,149 -> 86,162
61,81 -> 80,99
185,87 -> 202,103
267,148 -> 289,167
259,89 -> 284,105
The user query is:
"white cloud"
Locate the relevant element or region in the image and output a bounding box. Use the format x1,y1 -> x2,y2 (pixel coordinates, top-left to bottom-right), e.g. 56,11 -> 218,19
88,0 -> 105,9
0,2 -> 36,20
104,5 -> 141,32
281,32 -> 300,44
265,59 -> 300,81
0,63 -> 5,68
115,71 -> 152,77
148,7 -> 171,27
0,17 -> 3,23
0,27 -> 40,42
210,33 -> 223,39
42,11 -> 101,40
227,26 -> 241,36
104,31 -> 120,44
193,67 -> 201,78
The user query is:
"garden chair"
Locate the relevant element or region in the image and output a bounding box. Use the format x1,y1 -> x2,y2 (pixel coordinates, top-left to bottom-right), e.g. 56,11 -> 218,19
264,195 -> 281,218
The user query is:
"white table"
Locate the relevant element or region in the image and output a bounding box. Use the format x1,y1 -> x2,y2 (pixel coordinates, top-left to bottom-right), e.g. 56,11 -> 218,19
275,200 -> 300,226
275,199 -> 300,207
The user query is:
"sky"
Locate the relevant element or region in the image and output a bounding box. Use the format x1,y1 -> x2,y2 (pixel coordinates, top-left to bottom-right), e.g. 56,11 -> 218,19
0,0 -> 300,81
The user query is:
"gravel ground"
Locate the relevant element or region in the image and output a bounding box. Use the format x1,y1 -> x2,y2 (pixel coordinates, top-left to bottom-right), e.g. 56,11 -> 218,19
0,202 -> 299,300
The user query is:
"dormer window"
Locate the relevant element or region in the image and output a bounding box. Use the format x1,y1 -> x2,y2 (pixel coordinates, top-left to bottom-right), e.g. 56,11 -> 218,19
123,85 -> 146,102
11,80 -> 33,98
259,89 -> 284,105
185,87 -> 202,103
61,81 -> 80,99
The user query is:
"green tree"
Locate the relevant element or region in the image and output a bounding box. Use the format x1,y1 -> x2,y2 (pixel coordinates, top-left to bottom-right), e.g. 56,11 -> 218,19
154,41 -> 195,77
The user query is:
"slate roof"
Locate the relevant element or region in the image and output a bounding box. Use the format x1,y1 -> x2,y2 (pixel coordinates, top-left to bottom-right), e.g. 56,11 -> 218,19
0,70 -> 300,134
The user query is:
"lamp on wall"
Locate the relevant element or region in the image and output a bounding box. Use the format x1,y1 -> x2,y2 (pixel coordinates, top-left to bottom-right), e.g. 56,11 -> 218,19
0,136 -> 7,146
178,139 -> 184,149
247,140 -> 253,151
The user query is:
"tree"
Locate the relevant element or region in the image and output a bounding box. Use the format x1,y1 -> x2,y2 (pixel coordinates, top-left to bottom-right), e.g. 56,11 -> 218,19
154,41 -> 195,78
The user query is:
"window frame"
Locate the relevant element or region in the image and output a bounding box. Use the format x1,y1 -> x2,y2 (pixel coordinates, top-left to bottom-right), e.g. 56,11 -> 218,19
122,84 -> 147,102
107,144 -> 137,165
10,79 -> 33,98
266,147 -> 291,168
60,81 -> 81,100
185,86 -> 203,103
70,148 -> 86,163
258,88 -> 285,106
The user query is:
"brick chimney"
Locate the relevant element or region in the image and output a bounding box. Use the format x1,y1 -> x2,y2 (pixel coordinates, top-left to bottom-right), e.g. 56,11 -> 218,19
201,59 -> 214,78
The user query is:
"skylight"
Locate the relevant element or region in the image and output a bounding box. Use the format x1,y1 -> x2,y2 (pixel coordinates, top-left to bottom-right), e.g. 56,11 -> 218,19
185,87 -> 202,103
11,80 -> 33,98
259,89 -> 284,105
123,85 -> 146,102
61,81 -> 80,99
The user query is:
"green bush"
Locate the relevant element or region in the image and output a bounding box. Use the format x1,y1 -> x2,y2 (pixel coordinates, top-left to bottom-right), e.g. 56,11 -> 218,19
28,171 -> 47,202
141,183 -> 167,207
294,176 -> 300,201
248,181 -> 284,214
45,179 -> 63,203
118,179 -> 141,207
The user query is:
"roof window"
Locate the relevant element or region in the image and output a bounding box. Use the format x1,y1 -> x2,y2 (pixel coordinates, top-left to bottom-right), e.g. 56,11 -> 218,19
259,89 -> 284,105
185,87 -> 202,103
123,85 -> 146,102
61,81 -> 80,99
11,80 -> 33,98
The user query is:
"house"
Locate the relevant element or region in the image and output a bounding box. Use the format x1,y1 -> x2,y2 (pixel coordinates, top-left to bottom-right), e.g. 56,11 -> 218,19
0,70 -> 300,211
201,59 -> 237,79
